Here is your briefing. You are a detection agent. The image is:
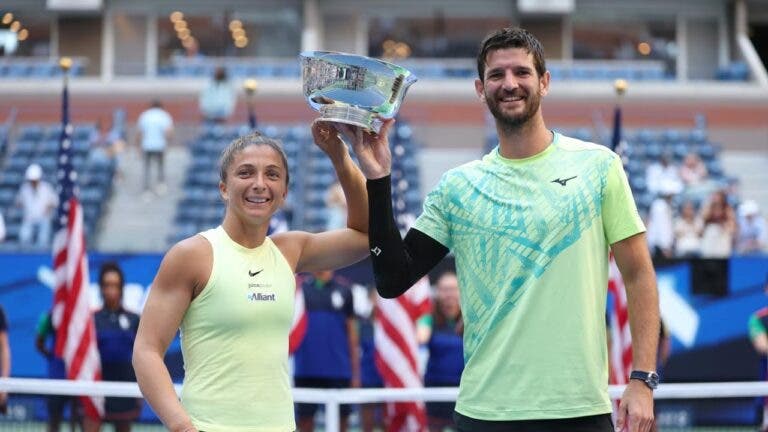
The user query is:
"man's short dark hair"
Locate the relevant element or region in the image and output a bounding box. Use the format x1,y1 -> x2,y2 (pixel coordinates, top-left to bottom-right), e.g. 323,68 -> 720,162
476,27 -> 546,81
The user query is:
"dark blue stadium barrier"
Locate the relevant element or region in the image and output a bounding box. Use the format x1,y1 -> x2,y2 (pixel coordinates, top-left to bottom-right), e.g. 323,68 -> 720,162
652,256 -> 768,426
0,253 -> 766,424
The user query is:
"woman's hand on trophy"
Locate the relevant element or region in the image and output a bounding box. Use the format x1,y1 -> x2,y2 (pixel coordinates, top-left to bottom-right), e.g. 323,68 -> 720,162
348,118 -> 395,180
311,120 -> 345,153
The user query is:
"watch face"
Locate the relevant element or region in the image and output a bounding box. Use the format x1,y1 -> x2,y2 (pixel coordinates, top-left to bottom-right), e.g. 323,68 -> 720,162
630,370 -> 659,389
648,372 -> 660,389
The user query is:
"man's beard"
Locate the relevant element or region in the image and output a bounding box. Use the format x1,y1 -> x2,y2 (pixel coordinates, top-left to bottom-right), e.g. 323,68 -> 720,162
486,89 -> 541,133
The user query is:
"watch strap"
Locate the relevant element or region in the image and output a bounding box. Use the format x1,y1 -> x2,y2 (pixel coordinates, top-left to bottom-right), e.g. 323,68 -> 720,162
629,370 -> 659,389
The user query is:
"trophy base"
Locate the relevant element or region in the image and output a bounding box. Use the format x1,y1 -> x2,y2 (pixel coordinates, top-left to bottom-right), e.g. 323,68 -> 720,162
316,105 -> 383,134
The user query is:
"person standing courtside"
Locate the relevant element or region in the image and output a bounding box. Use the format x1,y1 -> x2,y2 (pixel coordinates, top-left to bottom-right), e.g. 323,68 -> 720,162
93,262 -> 142,432
36,310 -> 82,431
423,271 -> 464,432
352,27 -> 659,432
293,269 -> 359,432
133,121 -> 384,431
136,99 -> 174,198
748,274 -> 768,432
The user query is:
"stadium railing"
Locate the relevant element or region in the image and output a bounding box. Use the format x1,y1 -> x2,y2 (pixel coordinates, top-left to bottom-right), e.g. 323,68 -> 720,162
1,378 -> 767,431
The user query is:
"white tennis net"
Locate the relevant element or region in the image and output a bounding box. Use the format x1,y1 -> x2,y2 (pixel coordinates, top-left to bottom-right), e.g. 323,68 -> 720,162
0,378 -> 766,431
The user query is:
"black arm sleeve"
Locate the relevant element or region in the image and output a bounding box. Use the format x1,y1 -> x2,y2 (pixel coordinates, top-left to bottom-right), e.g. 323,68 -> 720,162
367,176 -> 449,298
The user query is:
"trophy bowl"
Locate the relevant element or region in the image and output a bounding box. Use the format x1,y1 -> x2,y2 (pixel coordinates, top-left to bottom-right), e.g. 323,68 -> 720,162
300,51 -> 418,134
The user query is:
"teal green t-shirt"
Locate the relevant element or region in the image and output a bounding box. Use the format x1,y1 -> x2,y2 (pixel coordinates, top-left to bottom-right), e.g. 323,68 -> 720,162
413,133 -> 645,420
749,307 -> 768,340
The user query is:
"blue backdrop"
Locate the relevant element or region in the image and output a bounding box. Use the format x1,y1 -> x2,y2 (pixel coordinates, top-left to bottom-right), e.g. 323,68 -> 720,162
0,253 -> 766,425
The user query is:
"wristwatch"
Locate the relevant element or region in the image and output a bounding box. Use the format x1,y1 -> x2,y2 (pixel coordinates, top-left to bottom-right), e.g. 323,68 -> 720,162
629,370 -> 659,390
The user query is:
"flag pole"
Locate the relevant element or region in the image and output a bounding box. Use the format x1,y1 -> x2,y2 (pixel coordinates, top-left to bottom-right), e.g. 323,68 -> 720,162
244,78 -> 258,130
59,57 -> 72,88
610,78 -> 627,153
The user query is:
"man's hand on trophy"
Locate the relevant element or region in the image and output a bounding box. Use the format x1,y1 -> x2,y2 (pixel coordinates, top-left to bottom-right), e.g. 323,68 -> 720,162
348,118 -> 395,180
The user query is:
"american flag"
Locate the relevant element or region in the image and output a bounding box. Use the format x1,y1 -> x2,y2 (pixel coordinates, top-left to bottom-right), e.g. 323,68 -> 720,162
373,126 -> 429,432
608,254 -> 632,402
266,212 -> 306,353
289,277 -> 307,354
374,278 -> 430,432
51,78 -> 104,419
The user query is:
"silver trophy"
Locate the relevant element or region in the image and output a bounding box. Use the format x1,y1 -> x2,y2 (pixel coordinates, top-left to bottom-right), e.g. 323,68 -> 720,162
300,51 -> 417,134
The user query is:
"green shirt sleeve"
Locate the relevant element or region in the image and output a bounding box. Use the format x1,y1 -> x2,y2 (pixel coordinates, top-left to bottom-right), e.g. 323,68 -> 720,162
602,154 -> 646,245
36,312 -> 52,337
749,313 -> 766,340
418,314 -> 433,329
413,174 -> 452,249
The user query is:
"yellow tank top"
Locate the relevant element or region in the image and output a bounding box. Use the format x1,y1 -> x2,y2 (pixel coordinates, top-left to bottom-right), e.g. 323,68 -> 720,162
181,226 -> 296,432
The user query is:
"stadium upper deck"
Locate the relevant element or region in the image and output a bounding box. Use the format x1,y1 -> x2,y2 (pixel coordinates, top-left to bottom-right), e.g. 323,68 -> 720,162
1,0 -> 767,84
0,0 -> 767,146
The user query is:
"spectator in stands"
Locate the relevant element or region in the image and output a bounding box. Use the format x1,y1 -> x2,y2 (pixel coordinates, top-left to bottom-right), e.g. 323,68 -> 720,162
88,117 -> 125,169
36,310 -> 82,431
16,163 -> 58,248
352,27 -> 658,431
736,200 -> 767,255
423,271 -> 463,432
0,304 -> 9,415
748,275 -> 768,432
699,190 -> 737,258
725,177 -> 742,208
646,180 -> 680,259
182,37 -> 203,60
94,262 -> 142,432
198,66 -> 236,124
679,152 -> 708,188
645,153 -> 683,197
673,200 -> 703,257
293,270 -> 359,432
136,100 -> 174,197
326,181 -> 348,230
133,125 -> 375,432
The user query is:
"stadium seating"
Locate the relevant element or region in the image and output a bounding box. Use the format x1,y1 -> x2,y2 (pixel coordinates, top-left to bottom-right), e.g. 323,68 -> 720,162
0,123 -> 115,249
484,121 -> 729,217
168,121 -> 424,245
1,55 -> 752,83
150,58 -> 675,81
621,126 -> 728,214
0,58 -> 86,79
715,62 -> 750,81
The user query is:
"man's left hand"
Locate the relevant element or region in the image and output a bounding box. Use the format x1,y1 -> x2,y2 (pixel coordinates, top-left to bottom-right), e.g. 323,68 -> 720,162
615,380 -> 654,432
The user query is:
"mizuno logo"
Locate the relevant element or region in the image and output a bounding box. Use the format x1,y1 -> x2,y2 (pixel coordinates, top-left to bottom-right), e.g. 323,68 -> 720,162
249,269 -> 264,277
551,176 -> 577,186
